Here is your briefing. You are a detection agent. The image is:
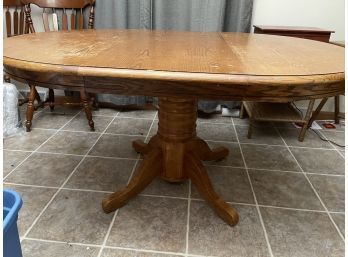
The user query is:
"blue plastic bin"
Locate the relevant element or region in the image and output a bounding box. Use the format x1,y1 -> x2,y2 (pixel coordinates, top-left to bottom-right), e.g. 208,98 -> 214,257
4,189 -> 23,257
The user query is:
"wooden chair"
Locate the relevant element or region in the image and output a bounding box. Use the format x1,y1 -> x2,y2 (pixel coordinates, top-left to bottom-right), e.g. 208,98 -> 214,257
3,0 -> 42,106
22,0 -> 96,132
4,0 -> 26,38
4,0 -> 27,84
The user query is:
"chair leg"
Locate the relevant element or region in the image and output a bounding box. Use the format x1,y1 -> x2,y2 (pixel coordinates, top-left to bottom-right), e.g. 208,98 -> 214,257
26,84 -> 36,132
34,87 -> 43,110
4,74 -> 10,83
334,95 -> 340,124
247,119 -> 253,139
48,88 -> 55,111
90,93 -> 99,110
239,102 -> 245,119
298,99 -> 315,142
80,89 -> 95,131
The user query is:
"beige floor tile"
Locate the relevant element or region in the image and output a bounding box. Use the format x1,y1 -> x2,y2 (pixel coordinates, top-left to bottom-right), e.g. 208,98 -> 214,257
261,207 -> 344,257
89,134 -> 144,158
308,174 -> 345,212
197,123 -> 237,142
106,117 -> 152,136
33,112 -> 76,130
65,157 -> 136,191
249,169 -> 323,210
278,128 -> 333,149
241,144 -> 300,171
106,196 -> 187,253
4,129 -> 56,151
204,141 -> 244,167
290,147 -> 344,175
3,150 -> 31,177
63,114 -> 114,132
38,131 -> 100,155
188,201 -> 270,256
28,190 -> 113,244
236,125 -> 284,145
5,153 -> 82,187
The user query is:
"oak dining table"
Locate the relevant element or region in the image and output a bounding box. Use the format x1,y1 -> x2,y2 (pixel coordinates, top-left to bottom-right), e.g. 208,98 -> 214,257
4,29 -> 345,226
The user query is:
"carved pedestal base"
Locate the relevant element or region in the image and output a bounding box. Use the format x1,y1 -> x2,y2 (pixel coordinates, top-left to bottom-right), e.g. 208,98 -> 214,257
102,97 -> 239,226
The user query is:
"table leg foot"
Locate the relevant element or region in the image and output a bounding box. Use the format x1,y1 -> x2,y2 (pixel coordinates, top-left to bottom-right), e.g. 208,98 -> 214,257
189,137 -> 229,161
102,148 -> 162,213
133,136 -> 159,155
185,153 -> 239,226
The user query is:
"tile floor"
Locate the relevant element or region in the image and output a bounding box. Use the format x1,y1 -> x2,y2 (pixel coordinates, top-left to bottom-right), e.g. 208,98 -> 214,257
4,105 -> 345,257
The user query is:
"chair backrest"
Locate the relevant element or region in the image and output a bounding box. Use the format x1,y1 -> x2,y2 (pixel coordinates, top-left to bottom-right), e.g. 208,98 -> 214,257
4,0 -> 27,37
22,0 -> 95,33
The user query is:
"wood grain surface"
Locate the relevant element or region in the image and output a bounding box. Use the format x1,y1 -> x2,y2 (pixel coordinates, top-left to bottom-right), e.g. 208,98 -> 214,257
4,29 -> 345,101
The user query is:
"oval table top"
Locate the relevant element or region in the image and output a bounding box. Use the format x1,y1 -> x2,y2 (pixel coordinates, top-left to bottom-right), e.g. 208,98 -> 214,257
4,29 -> 345,101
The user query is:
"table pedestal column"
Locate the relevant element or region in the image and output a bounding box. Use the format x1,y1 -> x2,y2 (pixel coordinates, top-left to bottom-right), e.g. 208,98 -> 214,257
102,97 -> 239,226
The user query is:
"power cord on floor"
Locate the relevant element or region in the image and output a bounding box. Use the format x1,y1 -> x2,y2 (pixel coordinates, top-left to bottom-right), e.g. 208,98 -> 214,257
292,103 -> 345,148
309,128 -> 345,148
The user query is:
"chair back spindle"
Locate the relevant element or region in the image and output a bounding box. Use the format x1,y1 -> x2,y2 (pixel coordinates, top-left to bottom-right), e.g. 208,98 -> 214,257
22,0 -> 95,32
5,7 -> 11,37
42,9 -> 49,32
71,10 -> 76,30
4,0 -> 27,37
62,9 -> 68,30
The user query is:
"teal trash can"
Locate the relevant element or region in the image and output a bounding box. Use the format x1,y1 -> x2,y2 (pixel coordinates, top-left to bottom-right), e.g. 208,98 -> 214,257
4,189 -> 23,257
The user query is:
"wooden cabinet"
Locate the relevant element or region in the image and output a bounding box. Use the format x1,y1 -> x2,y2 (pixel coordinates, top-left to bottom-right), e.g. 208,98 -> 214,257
253,25 -> 334,42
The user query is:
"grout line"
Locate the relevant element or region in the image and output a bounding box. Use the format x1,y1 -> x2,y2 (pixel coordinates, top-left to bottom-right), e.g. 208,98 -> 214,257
231,117 -> 275,257
5,147 -> 343,179
139,193 -> 189,201
24,237 -> 101,248
3,149 -> 140,161
108,116 -> 154,120
4,111 -> 83,181
205,163 -> 345,177
104,245 -> 215,257
185,180 -> 192,256
5,148 -> 343,178
3,149 -> 32,153
96,111 -> 158,257
197,120 -> 234,125
205,139 -> 335,151
274,127 -> 345,242
23,237 -> 216,257
4,182 -> 60,190
20,112 -> 121,241
257,204 -> 329,213
5,183 -> 344,215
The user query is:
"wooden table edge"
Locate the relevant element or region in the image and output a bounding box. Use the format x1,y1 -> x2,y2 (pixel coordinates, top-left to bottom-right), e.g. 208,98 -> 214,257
4,56 -> 345,86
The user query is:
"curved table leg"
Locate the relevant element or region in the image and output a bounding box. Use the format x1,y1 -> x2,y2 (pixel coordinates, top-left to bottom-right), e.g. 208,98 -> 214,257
189,137 -> 229,161
102,148 -> 162,213
185,153 -> 239,226
133,135 -> 159,155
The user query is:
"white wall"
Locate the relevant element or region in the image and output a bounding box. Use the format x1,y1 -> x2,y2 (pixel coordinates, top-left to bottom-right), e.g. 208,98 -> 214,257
251,0 -> 345,112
